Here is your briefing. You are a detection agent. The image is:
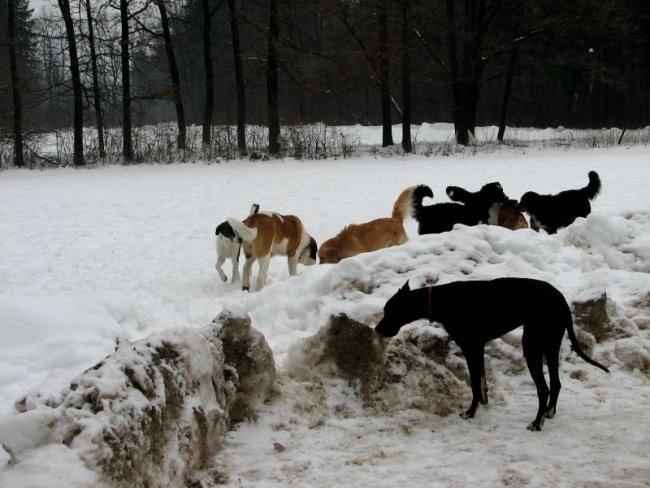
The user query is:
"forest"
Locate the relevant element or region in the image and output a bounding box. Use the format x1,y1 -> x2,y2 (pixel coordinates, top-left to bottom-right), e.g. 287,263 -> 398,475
1,0 -> 649,166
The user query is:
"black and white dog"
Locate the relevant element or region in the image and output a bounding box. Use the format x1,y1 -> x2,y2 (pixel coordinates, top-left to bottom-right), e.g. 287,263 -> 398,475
375,278 -> 609,431
412,182 -> 509,234
517,171 -> 601,234
215,203 -> 259,282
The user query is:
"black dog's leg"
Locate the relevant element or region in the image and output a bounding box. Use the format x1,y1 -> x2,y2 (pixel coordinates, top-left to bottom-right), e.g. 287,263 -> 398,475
544,347 -> 562,419
524,348 -> 550,431
460,345 -> 484,419
480,349 -> 489,405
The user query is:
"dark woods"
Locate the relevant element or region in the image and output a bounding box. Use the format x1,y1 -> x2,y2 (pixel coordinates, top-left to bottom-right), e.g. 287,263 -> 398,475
1,0 -> 649,165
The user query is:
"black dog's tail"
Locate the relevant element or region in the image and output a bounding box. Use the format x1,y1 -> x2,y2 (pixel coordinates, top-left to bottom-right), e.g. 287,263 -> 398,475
565,317 -> 609,373
581,171 -> 601,201
411,184 -> 434,222
446,185 -> 473,204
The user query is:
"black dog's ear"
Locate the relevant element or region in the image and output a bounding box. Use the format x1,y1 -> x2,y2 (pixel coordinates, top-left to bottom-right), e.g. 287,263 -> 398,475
400,280 -> 410,293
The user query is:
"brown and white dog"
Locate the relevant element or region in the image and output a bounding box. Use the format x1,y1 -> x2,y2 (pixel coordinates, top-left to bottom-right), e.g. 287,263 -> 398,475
487,202 -> 529,230
318,186 -> 424,264
227,212 -> 317,291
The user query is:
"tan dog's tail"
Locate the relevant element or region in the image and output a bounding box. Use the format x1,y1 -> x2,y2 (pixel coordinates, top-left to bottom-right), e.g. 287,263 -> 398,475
392,185 -> 429,222
227,218 -> 257,242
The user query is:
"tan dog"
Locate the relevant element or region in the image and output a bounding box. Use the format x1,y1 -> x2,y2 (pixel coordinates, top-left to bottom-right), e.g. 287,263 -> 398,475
318,186 -> 420,264
227,212 -> 317,291
488,203 -> 529,230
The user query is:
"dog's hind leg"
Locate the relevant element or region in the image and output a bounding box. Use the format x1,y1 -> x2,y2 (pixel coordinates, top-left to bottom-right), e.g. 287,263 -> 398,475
460,345 -> 485,420
524,348 -> 550,431
215,255 -> 227,282
544,346 -> 562,420
230,256 -> 240,283
241,257 -> 255,291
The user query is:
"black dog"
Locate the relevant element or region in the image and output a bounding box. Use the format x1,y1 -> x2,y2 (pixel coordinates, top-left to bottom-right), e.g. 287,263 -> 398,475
413,183 -> 508,234
446,183 -> 528,230
517,171 -> 601,234
375,278 -> 609,431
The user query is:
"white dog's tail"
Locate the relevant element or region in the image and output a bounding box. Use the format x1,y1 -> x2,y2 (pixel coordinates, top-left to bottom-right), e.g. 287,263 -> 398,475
227,218 -> 258,242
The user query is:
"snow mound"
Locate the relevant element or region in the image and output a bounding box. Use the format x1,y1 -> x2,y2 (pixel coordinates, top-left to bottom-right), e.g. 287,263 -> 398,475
287,313 -> 469,417
0,309 -> 275,487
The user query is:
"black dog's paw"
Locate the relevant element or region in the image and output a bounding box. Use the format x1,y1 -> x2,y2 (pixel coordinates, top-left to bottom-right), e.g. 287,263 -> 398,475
460,410 -> 474,420
526,420 -> 544,431
545,407 -> 556,419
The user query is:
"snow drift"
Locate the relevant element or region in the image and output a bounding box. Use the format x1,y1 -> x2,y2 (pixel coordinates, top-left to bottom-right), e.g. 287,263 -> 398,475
0,309 -> 275,487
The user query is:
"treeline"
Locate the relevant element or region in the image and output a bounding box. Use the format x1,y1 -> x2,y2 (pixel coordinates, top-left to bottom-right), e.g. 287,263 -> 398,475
1,0 -> 649,166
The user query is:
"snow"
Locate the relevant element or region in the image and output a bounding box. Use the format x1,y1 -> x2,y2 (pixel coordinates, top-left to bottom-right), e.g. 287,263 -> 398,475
1,128 -> 650,486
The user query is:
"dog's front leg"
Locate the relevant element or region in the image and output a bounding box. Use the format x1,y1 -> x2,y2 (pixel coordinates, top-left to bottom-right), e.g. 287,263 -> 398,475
287,255 -> 298,276
256,254 -> 271,290
460,346 -> 485,420
480,352 -> 489,405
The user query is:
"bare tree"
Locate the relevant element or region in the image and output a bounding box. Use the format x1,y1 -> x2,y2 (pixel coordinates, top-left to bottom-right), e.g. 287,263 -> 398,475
83,0 -> 106,157
7,0 -> 25,167
155,0 -> 186,150
120,0 -> 133,161
200,0 -> 214,147
267,0 -> 280,155
57,0 -> 85,165
378,0 -> 393,147
228,0 -> 246,155
400,0 -> 412,152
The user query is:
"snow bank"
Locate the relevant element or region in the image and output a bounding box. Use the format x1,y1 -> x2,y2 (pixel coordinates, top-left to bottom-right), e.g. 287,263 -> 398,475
0,309 -> 275,487
286,314 -> 468,416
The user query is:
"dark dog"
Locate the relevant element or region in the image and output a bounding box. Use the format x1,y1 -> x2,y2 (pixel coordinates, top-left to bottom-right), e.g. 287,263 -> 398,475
375,278 -> 609,431
413,183 -> 508,234
517,171 -> 601,234
215,203 -> 259,282
447,184 -> 528,230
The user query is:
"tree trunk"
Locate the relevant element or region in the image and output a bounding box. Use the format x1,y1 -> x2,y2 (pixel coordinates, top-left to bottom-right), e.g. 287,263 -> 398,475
58,0 -> 85,166
378,0 -> 393,147
267,0 -> 280,156
445,0 -> 485,145
497,47 -> 518,142
120,0 -> 133,162
8,0 -> 25,167
401,0 -> 412,153
201,0 -> 213,147
85,0 -> 105,158
157,0 -> 186,150
228,0 -> 247,156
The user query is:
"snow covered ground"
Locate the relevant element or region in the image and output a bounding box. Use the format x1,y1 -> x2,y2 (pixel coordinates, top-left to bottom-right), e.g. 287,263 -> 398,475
1,129 -> 649,486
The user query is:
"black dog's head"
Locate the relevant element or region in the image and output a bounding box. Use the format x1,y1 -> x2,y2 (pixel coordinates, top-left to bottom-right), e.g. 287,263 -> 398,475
478,182 -> 508,204
375,281 -> 415,338
516,191 -> 540,212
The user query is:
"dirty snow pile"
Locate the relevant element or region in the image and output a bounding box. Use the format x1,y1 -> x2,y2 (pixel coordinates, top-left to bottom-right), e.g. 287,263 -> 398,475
1,139 -> 649,486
